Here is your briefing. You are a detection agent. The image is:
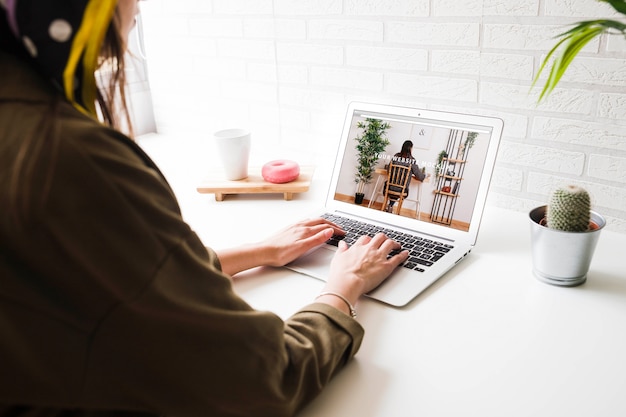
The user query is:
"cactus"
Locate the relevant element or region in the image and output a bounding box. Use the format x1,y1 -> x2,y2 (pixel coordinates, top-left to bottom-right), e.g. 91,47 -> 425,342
546,185 -> 591,232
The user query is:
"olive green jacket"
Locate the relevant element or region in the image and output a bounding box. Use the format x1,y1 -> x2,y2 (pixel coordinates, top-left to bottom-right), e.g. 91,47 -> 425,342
0,51 -> 364,417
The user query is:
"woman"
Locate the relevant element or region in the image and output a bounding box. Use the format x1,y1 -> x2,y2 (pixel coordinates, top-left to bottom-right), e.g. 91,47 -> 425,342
0,1 -> 408,416
384,140 -> 427,212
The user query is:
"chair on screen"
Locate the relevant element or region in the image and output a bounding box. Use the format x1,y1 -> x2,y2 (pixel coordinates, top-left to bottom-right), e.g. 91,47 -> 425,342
380,163 -> 411,215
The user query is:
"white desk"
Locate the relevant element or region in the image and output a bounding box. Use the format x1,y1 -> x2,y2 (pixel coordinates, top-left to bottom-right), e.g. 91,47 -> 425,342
229,206 -> 626,417
140,134 -> 626,417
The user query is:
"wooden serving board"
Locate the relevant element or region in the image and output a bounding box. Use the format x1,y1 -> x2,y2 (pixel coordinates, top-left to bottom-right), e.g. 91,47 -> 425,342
197,166 -> 314,201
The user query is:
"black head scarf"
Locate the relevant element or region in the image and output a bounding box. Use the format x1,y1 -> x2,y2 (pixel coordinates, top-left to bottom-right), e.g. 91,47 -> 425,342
1,0 -> 118,117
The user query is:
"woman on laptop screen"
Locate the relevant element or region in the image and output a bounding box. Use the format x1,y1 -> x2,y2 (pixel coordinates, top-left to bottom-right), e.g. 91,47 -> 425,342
383,140 -> 429,213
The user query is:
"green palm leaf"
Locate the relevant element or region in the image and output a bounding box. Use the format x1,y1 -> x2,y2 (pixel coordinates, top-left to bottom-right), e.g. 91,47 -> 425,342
601,0 -> 626,15
533,18 -> 626,102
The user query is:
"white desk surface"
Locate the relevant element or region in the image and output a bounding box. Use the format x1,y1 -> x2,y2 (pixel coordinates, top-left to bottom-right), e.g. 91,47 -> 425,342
141,134 -> 626,417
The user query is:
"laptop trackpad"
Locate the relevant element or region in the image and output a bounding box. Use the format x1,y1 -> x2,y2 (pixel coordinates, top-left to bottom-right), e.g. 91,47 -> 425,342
286,246 -> 336,281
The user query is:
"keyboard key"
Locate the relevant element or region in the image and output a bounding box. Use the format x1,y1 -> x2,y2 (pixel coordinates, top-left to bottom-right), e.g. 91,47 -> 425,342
403,262 -> 425,272
431,253 -> 445,263
415,258 -> 434,267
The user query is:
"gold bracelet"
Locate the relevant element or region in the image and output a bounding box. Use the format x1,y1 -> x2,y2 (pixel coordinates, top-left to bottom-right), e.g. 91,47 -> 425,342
316,292 -> 357,319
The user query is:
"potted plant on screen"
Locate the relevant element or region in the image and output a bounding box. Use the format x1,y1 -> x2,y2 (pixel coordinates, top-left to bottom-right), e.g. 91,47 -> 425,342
533,0 -> 626,101
529,185 -> 606,287
353,118 -> 390,204
434,150 -> 448,178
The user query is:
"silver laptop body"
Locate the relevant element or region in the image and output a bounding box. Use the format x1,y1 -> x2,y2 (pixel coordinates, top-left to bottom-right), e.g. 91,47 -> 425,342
286,102 -> 503,307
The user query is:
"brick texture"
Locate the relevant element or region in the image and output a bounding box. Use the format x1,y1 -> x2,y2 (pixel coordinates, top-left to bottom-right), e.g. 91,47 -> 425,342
140,0 -> 626,233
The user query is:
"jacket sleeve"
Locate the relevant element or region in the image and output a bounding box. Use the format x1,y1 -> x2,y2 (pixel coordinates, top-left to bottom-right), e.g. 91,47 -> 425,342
81,232 -> 364,417
412,162 -> 426,182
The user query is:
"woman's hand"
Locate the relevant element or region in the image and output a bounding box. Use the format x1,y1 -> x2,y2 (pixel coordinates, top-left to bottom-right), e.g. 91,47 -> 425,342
214,218 -> 344,277
260,218 -> 346,267
316,233 -> 409,313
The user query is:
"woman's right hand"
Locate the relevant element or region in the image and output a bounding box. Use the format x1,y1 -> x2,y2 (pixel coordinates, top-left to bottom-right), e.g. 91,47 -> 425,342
318,233 -> 409,311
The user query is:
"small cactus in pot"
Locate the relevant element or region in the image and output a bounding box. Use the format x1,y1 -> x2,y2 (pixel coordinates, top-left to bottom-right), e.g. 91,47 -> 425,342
529,185 -> 606,287
546,185 -> 591,232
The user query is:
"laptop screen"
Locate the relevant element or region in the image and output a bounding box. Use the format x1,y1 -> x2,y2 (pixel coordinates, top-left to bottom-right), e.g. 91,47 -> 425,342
328,103 -> 502,242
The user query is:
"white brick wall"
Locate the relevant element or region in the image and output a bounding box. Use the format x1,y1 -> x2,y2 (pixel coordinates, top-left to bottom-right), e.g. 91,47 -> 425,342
483,0 -> 538,16
140,0 -> 626,233
387,22 -> 480,47
347,46 -> 428,71
345,0 -> 429,17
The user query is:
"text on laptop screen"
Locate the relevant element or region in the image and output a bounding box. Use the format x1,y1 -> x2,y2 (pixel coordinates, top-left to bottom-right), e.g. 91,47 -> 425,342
332,108 -> 495,233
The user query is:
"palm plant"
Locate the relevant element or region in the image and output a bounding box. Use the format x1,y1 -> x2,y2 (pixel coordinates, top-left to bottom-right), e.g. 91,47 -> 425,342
533,0 -> 626,101
353,118 -> 390,200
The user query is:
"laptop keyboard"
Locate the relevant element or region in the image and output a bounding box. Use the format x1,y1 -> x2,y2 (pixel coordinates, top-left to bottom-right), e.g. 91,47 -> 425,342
321,213 -> 454,273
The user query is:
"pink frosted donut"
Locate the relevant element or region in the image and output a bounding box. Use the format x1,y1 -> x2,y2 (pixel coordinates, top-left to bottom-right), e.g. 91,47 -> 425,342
262,160 -> 300,184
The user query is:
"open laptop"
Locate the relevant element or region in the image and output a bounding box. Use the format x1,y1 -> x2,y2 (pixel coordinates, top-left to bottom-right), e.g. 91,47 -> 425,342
286,102 -> 503,307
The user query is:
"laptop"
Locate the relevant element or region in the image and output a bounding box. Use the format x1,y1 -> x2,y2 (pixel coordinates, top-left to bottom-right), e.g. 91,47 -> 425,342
286,102 -> 503,307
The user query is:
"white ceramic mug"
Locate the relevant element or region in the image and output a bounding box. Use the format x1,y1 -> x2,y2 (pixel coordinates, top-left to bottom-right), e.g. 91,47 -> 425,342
214,128 -> 251,180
